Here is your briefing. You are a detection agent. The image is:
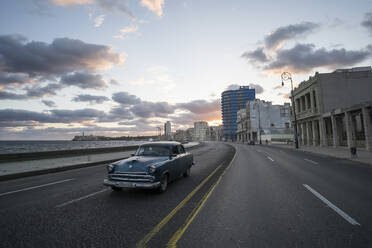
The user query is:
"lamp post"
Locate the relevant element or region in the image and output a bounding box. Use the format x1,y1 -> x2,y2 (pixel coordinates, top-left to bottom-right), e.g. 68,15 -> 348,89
281,72 -> 299,149
254,101 -> 262,145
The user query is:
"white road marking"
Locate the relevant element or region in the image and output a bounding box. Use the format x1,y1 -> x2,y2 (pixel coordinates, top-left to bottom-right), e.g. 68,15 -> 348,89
256,149 -> 262,153
267,156 -> 274,162
303,184 -> 360,226
304,158 -> 318,165
0,178 -> 74,197
56,188 -> 109,208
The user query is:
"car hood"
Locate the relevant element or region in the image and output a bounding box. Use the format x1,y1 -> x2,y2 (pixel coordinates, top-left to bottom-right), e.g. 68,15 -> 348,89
112,156 -> 168,173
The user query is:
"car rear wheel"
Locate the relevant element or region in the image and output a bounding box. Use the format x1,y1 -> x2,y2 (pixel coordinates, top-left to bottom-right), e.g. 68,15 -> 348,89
158,174 -> 168,193
183,167 -> 191,177
111,186 -> 121,191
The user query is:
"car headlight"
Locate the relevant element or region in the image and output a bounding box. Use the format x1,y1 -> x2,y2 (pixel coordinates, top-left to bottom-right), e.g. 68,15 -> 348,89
148,165 -> 156,173
107,164 -> 115,173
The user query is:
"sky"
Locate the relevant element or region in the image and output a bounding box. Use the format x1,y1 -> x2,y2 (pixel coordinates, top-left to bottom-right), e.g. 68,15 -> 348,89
0,0 -> 371,140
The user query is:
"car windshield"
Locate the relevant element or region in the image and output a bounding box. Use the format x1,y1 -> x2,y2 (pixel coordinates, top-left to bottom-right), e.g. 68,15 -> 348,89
135,145 -> 170,157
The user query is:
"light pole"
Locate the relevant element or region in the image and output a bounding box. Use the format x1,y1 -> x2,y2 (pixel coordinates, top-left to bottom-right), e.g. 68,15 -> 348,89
281,72 -> 299,149
254,101 -> 262,145
258,102 -> 262,145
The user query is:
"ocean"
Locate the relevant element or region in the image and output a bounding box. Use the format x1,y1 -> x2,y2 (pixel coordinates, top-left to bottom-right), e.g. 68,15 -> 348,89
0,140 -> 146,154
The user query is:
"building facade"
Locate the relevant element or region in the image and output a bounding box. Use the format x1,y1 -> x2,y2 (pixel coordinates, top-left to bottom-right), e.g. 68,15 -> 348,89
164,121 -> 171,137
291,67 -> 372,152
237,99 -> 292,143
221,86 -> 256,141
194,121 -> 209,141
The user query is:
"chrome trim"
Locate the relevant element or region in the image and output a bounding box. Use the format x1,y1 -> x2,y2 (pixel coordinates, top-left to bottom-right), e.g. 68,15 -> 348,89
110,173 -> 154,179
103,179 -> 160,189
110,177 -> 153,182
114,171 -> 148,175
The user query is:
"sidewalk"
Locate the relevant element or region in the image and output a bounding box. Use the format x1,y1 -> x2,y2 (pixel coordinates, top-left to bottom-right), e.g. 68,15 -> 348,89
271,143 -> 372,166
0,142 -> 200,180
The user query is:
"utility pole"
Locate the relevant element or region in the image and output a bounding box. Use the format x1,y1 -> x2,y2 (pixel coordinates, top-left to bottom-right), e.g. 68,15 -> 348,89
257,101 -> 262,145
281,72 -> 299,149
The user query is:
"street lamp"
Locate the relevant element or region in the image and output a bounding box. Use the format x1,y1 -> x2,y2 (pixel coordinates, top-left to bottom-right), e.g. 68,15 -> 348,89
281,72 -> 299,149
254,101 -> 262,145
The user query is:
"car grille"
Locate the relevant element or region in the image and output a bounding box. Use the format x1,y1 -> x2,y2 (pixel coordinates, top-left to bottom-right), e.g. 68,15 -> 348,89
109,171 -> 154,183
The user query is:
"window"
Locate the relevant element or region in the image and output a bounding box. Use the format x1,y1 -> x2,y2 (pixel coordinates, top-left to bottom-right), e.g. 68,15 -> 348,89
172,145 -> 180,155
313,90 -> 317,108
178,145 -> 186,154
136,145 -> 170,156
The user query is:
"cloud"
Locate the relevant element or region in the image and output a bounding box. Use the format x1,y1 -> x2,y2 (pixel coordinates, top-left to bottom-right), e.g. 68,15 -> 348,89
225,84 -> 240,91
113,24 -> 138,39
0,83 -> 63,100
60,72 -> 107,89
241,47 -> 269,63
0,35 -> 125,78
94,14 -> 105,27
51,0 -> 94,5
26,83 -> 64,97
50,0 -> 135,18
176,99 -> 220,114
128,77 -> 154,85
278,92 -> 290,99
72,94 -> 109,104
140,0 -> 164,17
0,90 -> 27,100
265,43 -> 371,73
264,22 -> 320,50
42,100 -> 57,107
225,84 -> 263,93
96,0 -> 135,18
248,83 -> 264,94
171,111 -> 221,126
130,101 -> 174,118
361,12 -> 372,35
0,73 -> 32,87
112,91 -> 141,105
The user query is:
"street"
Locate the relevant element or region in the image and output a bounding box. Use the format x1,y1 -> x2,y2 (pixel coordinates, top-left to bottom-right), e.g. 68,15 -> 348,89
1,142 -> 372,248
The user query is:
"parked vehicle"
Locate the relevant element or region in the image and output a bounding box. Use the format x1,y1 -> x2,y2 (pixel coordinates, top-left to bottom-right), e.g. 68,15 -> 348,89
103,141 -> 194,193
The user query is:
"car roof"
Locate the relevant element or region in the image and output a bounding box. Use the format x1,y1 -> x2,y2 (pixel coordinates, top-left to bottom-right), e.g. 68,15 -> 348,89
141,141 -> 181,146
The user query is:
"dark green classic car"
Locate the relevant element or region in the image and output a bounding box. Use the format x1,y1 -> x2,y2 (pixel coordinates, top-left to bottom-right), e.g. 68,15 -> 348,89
103,141 -> 194,192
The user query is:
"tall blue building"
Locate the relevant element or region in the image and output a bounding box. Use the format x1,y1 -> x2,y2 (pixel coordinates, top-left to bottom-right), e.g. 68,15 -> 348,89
221,86 -> 256,141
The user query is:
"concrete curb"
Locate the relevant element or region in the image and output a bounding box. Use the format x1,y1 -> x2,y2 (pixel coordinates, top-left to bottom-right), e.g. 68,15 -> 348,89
0,157 -> 128,182
268,144 -> 372,166
0,143 -> 203,182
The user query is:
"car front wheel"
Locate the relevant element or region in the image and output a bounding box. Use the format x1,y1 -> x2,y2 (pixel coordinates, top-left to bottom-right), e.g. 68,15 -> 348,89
158,174 -> 168,193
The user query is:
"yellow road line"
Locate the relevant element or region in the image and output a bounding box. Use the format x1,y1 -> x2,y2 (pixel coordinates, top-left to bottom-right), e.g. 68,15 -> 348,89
136,160 -> 227,248
166,149 -> 237,248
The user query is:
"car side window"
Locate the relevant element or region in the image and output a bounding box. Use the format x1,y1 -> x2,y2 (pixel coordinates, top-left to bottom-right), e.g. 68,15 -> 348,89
178,145 -> 185,154
172,145 -> 179,155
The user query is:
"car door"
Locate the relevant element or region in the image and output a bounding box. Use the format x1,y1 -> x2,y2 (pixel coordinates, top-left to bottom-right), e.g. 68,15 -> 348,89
168,145 -> 181,180
177,145 -> 187,173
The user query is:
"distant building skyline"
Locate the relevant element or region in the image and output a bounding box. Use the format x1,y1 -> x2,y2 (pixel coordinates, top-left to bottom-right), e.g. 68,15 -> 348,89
0,1 -> 371,139
222,86 -> 256,141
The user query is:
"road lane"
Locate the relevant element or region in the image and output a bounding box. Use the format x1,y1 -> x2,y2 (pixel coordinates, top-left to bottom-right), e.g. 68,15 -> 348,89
257,144 -> 372,229
0,142 -> 235,248
178,143 -> 372,247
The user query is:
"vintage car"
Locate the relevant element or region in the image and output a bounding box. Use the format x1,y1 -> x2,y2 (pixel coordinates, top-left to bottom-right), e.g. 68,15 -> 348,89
103,141 -> 194,192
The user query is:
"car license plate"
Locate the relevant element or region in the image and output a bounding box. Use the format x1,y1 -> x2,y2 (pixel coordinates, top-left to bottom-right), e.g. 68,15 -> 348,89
115,181 -> 135,187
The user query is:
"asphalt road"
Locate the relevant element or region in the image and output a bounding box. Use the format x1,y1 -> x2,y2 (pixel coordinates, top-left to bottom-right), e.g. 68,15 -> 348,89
178,143 -> 372,248
0,142 -> 235,248
1,142 -> 372,248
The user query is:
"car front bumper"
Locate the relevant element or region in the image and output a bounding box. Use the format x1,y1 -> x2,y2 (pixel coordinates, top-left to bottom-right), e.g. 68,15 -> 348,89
103,179 -> 161,189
